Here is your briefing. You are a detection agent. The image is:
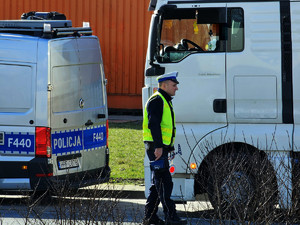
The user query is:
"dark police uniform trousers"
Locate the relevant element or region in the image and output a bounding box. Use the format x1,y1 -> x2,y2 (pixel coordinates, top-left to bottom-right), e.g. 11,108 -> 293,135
144,141 -> 176,220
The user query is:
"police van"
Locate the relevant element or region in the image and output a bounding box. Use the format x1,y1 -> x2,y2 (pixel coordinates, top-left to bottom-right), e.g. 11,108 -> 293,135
143,0 -> 300,213
0,12 -> 110,191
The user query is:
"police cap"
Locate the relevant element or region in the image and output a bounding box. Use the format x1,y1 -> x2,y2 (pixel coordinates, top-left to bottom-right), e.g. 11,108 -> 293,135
157,71 -> 179,84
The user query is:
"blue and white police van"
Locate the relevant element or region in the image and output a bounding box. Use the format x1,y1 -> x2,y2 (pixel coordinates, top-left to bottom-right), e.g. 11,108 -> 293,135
0,12 -> 110,191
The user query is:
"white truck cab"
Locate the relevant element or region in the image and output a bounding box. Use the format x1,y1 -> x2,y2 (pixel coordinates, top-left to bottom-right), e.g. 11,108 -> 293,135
143,0 -> 300,215
0,12 -> 110,191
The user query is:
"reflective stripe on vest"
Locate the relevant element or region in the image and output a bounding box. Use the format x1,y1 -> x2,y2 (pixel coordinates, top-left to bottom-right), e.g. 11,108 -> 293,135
143,92 -> 175,146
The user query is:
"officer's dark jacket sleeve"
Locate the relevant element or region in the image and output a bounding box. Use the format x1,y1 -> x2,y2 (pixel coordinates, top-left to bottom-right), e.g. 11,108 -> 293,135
146,95 -> 164,149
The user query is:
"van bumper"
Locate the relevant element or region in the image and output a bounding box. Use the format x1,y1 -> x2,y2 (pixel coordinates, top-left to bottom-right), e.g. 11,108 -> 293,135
33,167 -> 110,191
28,157 -> 110,191
30,166 -> 111,191
0,160 -> 33,190
0,158 -> 110,191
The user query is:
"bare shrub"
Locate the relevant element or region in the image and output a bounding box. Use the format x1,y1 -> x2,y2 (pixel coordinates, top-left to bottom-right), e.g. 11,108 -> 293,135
48,175 -> 126,224
185,127 -> 300,224
5,172 -> 127,224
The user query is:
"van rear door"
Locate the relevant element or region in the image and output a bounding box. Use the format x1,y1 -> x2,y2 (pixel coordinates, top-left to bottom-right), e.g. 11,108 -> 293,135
76,38 -> 106,128
76,38 -> 108,172
50,38 -> 84,130
50,37 -> 107,174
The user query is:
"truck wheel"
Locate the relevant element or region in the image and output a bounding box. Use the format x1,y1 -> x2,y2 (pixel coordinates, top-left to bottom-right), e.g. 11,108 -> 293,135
207,150 -> 277,220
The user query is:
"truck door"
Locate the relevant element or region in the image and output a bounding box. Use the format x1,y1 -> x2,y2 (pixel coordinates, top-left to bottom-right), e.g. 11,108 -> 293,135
146,4 -> 227,124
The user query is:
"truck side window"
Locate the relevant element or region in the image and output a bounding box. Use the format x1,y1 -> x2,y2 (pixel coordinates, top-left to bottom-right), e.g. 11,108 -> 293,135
157,8 -> 226,63
156,7 -> 244,63
228,8 -> 244,52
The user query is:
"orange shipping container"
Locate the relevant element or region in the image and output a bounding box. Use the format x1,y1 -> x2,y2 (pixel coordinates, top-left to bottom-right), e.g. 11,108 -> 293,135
0,0 -> 152,110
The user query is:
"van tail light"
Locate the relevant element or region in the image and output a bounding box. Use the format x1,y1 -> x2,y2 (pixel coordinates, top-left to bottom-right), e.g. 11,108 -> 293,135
35,127 -> 51,158
106,120 -> 109,147
36,173 -> 53,177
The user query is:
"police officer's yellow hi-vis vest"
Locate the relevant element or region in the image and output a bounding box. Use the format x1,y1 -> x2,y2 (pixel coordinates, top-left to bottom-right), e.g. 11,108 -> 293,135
143,92 -> 175,147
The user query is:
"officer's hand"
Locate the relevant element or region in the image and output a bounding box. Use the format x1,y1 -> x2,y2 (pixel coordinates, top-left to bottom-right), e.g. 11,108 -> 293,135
169,151 -> 175,160
154,148 -> 163,160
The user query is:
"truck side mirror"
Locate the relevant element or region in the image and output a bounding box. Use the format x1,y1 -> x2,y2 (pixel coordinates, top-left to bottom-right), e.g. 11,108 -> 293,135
146,64 -> 165,76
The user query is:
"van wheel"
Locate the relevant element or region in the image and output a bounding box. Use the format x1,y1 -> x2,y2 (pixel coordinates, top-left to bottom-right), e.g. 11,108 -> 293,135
206,150 -> 277,220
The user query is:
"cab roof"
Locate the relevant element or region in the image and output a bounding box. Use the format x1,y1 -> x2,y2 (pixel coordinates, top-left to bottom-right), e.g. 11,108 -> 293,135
149,0 -> 292,11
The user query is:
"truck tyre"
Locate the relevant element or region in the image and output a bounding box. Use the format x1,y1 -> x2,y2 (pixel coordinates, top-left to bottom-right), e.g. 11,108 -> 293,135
206,148 -> 277,221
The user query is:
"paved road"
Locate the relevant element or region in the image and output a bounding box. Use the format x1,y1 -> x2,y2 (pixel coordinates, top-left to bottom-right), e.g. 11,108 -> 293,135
0,199 -> 214,224
0,184 -> 215,224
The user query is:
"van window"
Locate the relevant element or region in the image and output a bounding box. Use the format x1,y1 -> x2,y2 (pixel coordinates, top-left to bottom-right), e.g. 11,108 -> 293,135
0,64 -> 33,113
156,7 -> 244,63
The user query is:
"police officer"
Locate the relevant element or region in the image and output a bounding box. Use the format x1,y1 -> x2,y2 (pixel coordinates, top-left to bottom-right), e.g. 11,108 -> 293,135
143,72 -> 187,225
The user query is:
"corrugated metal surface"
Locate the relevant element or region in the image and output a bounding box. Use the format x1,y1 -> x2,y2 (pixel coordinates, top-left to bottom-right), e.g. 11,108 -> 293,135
0,0 -> 151,109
